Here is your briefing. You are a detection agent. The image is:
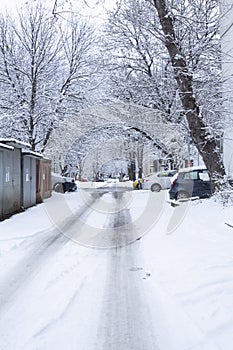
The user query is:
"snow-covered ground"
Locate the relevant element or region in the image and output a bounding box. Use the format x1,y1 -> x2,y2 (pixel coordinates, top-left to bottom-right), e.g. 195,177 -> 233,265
0,183 -> 233,350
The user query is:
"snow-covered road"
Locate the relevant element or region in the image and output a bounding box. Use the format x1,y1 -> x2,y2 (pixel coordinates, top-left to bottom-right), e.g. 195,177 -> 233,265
0,185 -> 163,350
0,183 -> 233,350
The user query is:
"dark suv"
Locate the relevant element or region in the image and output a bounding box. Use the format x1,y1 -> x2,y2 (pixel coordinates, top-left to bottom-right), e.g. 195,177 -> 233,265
169,166 -> 211,200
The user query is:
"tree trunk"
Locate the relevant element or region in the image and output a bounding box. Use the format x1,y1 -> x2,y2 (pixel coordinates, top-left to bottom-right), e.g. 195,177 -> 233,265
153,0 -> 225,189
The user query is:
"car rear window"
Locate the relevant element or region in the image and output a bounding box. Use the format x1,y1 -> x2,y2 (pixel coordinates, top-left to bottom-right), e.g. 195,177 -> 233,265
157,171 -> 175,177
157,172 -> 166,177
183,171 -> 199,180
182,170 -> 210,181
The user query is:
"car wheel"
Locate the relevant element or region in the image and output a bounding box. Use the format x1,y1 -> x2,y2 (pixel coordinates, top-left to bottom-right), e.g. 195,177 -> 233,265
176,191 -> 189,200
151,183 -> 161,192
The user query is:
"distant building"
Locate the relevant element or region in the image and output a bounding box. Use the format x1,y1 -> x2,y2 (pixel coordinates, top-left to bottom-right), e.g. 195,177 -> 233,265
220,0 -> 233,175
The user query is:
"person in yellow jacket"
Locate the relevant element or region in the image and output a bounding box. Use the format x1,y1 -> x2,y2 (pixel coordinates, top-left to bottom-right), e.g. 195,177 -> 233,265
133,177 -> 142,189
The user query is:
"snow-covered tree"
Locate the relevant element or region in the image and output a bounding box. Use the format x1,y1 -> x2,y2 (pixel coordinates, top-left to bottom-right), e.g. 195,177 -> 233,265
0,0 -> 101,151
103,0 -> 225,188
103,0 -> 180,123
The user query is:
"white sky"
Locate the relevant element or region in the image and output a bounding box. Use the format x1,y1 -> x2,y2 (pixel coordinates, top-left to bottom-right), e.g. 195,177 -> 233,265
0,0 -> 17,11
0,0 -> 114,22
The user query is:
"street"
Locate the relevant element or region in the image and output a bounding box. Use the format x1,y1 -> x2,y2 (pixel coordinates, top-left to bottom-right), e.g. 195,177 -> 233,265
1,183 -> 233,350
0,0 -> 232,348
0,184 -> 163,350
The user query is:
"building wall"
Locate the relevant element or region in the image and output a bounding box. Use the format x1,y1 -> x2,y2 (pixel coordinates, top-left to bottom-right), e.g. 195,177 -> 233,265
0,141 -> 51,220
0,147 -> 21,219
221,0 -> 233,175
36,158 -> 52,203
0,151 -> 3,218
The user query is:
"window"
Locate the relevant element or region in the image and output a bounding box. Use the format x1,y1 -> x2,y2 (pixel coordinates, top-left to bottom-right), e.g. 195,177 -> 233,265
157,172 -> 169,178
183,171 -> 198,180
199,171 -> 210,181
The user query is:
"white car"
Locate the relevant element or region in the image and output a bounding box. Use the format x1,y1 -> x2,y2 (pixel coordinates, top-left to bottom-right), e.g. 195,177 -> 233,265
122,175 -> 129,181
143,170 -> 177,192
107,177 -> 120,183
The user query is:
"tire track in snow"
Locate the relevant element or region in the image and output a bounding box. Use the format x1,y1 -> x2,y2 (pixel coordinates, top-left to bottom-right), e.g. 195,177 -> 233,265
96,190 -> 160,349
97,244 -> 160,350
0,195 -> 99,313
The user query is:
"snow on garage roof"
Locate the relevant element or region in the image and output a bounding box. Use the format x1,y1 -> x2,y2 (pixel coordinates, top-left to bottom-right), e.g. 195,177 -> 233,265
0,142 -> 14,150
22,149 -> 43,158
0,138 -> 31,149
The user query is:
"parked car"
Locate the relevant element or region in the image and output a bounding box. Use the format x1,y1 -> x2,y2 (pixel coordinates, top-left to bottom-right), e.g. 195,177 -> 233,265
122,175 -> 129,182
107,177 -> 120,183
51,173 -> 77,193
169,166 -> 211,200
143,170 -> 177,192
78,177 -> 88,182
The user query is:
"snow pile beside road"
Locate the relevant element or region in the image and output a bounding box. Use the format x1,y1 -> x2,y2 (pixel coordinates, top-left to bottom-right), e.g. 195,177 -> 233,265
141,197 -> 233,350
